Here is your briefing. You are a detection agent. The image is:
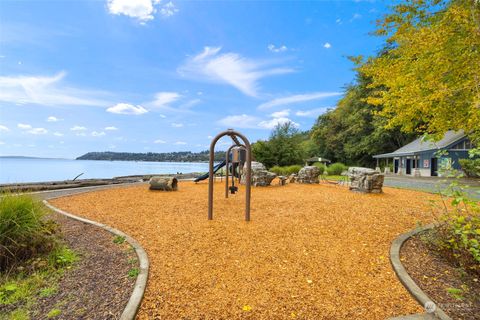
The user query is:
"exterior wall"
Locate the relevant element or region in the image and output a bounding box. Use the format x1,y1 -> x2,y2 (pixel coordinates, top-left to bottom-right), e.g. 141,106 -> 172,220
444,150 -> 470,170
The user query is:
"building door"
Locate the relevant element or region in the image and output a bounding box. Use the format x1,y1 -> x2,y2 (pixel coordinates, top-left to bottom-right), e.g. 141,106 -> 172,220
431,158 -> 438,176
394,159 -> 399,173
406,159 -> 412,175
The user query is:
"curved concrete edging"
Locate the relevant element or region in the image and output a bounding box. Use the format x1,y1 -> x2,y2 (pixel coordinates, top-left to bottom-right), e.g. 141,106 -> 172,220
389,224 -> 452,320
43,199 -> 149,320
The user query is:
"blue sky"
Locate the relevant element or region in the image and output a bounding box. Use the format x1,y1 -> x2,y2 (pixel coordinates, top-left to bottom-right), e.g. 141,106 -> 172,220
0,0 -> 388,158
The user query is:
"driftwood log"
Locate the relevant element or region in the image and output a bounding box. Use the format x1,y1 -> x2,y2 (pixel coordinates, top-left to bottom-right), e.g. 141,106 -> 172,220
149,177 -> 178,191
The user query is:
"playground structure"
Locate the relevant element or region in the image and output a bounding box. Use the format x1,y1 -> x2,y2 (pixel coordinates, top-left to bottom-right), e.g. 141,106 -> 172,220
224,143 -> 246,198
208,129 -> 252,221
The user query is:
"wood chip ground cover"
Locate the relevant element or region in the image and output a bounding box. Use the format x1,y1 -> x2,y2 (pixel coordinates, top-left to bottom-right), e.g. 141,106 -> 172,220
51,181 -> 436,319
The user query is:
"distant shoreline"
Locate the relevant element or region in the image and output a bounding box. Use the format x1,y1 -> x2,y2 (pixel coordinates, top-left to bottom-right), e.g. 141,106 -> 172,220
0,156 -> 211,163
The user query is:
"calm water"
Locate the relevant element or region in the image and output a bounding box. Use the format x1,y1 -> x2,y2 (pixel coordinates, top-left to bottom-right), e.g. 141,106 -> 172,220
0,157 -> 210,184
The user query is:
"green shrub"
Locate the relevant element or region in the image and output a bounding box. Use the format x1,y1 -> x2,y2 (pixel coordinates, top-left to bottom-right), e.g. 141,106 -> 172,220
286,165 -> 302,175
270,165 -> 302,175
312,162 -> 326,174
269,165 -> 285,175
459,159 -> 480,178
428,174 -> 480,276
0,194 -> 58,271
326,162 -> 348,176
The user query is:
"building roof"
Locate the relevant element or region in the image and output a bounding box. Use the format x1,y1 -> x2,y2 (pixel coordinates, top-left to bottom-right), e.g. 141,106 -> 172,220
373,130 -> 466,158
306,157 -> 331,163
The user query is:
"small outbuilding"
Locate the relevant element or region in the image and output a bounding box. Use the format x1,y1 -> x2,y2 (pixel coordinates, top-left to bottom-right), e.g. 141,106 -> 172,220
305,157 -> 331,166
373,130 -> 474,177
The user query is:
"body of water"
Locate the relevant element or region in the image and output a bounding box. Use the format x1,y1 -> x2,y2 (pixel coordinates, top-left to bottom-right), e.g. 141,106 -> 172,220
0,157 -> 210,184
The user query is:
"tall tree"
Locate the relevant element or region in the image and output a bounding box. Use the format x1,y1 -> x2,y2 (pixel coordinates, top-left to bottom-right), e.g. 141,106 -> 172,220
252,122 -> 312,168
311,73 -> 414,167
360,0 -> 480,143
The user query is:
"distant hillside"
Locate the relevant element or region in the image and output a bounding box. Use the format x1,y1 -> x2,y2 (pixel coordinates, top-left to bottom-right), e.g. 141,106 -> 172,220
76,151 -> 226,162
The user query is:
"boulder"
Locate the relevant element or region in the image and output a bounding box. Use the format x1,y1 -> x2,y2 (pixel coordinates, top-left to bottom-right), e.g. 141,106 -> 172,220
289,174 -> 297,183
149,177 -> 178,191
297,166 -> 320,184
240,161 -> 277,186
347,167 -> 384,193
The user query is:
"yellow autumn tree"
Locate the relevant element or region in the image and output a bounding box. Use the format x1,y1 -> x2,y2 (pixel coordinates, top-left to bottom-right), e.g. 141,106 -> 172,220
360,0 -> 480,143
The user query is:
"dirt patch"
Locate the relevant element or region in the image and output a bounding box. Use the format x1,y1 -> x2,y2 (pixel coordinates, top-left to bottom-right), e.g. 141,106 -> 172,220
33,211 -> 136,319
401,232 -> 480,319
51,181 -> 437,319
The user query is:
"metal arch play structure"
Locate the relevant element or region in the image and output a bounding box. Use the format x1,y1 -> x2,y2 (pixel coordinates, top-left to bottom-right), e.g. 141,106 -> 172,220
225,143 -> 246,198
208,129 -> 252,221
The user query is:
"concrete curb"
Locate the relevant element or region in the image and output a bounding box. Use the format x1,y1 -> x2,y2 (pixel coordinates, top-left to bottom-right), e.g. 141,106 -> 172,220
389,224 -> 452,320
43,200 -> 149,320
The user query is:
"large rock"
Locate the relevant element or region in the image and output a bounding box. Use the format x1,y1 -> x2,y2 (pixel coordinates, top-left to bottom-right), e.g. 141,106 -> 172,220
297,166 -> 320,184
240,161 -> 277,186
347,167 -> 384,193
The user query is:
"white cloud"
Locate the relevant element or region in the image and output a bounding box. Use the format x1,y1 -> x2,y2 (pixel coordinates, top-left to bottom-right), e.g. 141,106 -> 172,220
107,103 -> 148,115
17,123 -> 32,129
270,109 -> 290,118
258,118 -> 299,130
76,132 -> 87,137
27,127 -> 48,135
105,126 -> 118,131
267,44 -> 288,53
178,46 -> 294,97
171,122 -> 183,128
154,139 -> 166,144
0,71 -> 108,107
258,92 -> 341,110
0,141 -> 5,145
53,132 -> 64,137
323,42 -> 332,49
174,141 -> 187,145
350,13 -> 362,22
91,131 -> 106,137
217,114 -> 261,129
159,114 -> 167,118
107,0 -> 155,22
159,1 -> 179,17
47,116 -> 62,122
295,107 -> 328,117
151,92 -> 181,108
70,125 -> 87,131
0,125 -> 9,132
106,0 -> 178,23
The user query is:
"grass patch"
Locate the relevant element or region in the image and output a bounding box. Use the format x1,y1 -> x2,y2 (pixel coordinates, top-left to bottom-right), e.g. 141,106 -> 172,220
46,308 -> 62,318
0,194 -> 58,271
113,235 -> 126,244
0,247 -> 78,319
0,194 -> 79,319
127,268 -> 139,278
322,175 -> 345,181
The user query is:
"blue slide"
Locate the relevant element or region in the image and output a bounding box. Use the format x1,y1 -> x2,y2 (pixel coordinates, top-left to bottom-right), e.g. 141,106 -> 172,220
194,160 -> 227,182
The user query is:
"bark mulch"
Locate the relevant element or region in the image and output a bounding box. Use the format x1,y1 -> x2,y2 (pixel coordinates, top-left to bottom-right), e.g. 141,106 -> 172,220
34,211 -> 137,319
401,232 -> 480,319
51,181 -> 438,319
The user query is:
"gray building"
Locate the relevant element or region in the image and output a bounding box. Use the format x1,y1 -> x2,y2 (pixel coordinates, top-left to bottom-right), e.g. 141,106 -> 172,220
373,131 -> 474,177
